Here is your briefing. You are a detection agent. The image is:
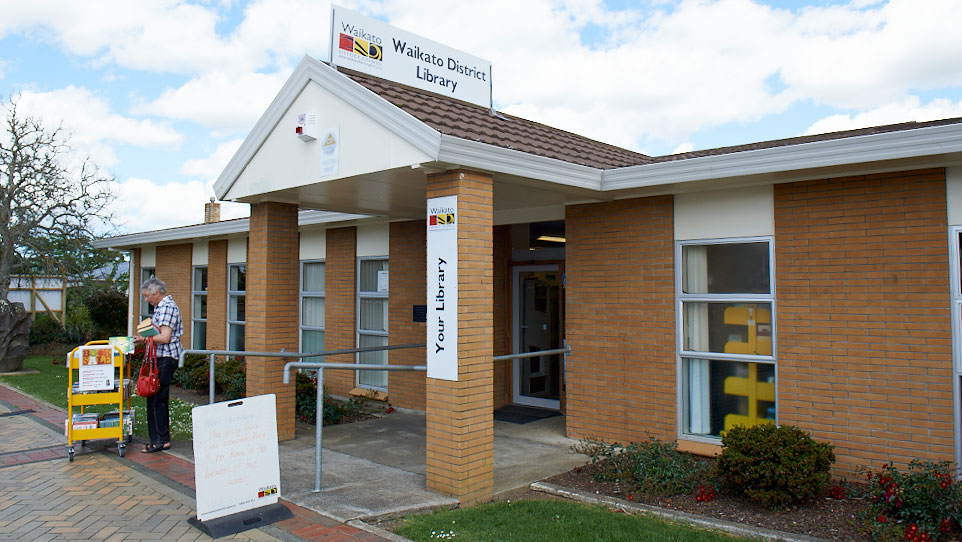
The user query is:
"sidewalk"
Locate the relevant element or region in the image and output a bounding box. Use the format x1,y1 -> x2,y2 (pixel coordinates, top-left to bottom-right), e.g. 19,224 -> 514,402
0,384 -> 390,542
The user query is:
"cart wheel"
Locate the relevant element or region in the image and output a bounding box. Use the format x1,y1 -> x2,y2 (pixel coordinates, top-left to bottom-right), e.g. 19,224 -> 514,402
124,434 -> 132,445
67,447 -> 75,462
118,444 -> 126,458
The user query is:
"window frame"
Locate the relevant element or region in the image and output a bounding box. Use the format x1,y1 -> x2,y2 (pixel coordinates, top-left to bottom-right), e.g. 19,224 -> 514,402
356,256 -> 389,390
675,236 -> 777,443
300,259 -> 326,362
227,263 -> 246,354
191,265 -> 208,351
139,267 -> 155,321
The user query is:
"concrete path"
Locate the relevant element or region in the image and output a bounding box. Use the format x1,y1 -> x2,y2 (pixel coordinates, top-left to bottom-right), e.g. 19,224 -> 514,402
0,384 -> 388,542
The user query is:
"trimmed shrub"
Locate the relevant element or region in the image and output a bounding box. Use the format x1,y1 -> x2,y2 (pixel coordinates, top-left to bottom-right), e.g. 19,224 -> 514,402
582,437 -> 714,497
29,313 -> 69,345
717,424 -> 834,509
294,371 -> 368,425
85,288 -> 127,338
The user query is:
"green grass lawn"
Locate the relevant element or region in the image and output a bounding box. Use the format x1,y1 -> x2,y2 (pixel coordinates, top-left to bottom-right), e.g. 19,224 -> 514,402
396,500 -> 755,542
0,355 -> 195,440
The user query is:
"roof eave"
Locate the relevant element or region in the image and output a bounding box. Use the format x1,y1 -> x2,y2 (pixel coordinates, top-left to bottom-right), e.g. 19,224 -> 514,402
438,135 -> 602,190
93,210 -> 369,250
214,55 -> 443,201
603,122 -> 962,190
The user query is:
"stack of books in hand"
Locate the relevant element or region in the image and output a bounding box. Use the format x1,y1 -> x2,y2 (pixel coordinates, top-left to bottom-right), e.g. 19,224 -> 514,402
137,318 -> 160,337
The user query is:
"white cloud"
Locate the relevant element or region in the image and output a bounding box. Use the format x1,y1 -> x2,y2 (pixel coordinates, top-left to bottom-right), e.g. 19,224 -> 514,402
0,1 -> 242,75
180,139 -> 244,178
112,176 -> 249,233
671,142 -> 695,154
803,96 -> 962,135
136,71 -> 290,133
15,86 -> 182,166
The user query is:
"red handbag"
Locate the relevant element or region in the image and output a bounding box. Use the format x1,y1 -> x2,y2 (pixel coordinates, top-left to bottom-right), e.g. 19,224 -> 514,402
136,338 -> 160,398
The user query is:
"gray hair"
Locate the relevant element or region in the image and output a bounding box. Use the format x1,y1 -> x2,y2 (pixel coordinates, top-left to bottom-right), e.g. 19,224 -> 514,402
141,277 -> 167,295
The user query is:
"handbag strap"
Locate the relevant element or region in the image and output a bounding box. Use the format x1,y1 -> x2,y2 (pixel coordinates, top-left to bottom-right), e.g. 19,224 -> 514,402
145,337 -> 157,363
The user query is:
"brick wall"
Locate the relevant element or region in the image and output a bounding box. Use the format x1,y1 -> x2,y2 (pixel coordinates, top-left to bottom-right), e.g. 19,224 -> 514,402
324,227 -> 358,397
389,220 -> 428,410
565,195 -> 676,443
774,168 -> 952,475
246,202 -> 299,440
493,225 -> 511,408
156,244 -> 193,348
206,240 -> 228,351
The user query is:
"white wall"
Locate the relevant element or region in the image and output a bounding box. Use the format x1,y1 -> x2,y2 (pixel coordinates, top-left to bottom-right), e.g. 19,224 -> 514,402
228,81 -> 433,200
357,223 -> 389,257
192,241 -> 209,266
300,229 -> 327,260
140,246 -> 156,268
227,237 -> 247,263
674,185 -> 774,240
948,167 -> 962,226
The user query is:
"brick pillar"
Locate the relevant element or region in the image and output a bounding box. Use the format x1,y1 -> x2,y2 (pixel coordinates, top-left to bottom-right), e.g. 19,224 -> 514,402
156,244 -> 193,348
425,170 -> 494,504
246,202 -> 299,440
207,240 -> 228,351
323,227 -> 358,397
389,220 -> 427,410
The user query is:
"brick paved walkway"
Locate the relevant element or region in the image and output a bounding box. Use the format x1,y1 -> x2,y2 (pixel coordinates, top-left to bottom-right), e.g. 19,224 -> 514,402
0,384 -> 390,542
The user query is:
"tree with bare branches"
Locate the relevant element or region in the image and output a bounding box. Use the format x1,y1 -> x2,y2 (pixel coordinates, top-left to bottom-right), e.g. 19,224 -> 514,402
0,98 -> 115,370
0,98 -> 115,303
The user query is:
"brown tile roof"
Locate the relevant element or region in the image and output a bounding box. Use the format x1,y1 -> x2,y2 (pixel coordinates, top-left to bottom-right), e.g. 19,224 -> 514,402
340,66 -> 962,170
652,117 -> 962,163
341,67 -> 652,169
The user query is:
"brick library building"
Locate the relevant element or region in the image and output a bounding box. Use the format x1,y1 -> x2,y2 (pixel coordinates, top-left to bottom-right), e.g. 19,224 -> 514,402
97,56 -> 962,503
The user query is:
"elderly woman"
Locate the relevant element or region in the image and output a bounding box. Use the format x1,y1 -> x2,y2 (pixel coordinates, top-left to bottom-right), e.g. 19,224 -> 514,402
135,277 -> 183,453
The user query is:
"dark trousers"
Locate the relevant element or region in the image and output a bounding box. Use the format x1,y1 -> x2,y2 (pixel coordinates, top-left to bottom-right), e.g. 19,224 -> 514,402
146,356 -> 176,445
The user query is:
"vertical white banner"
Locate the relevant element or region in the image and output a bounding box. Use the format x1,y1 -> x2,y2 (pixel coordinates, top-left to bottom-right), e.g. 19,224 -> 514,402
427,195 -> 458,381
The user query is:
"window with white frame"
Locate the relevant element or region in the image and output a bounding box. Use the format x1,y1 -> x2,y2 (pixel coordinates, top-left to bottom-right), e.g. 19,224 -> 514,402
678,239 -> 775,439
228,264 -> 246,353
301,260 -> 325,362
140,267 -> 155,320
357,258 -> 388,389
192,266 -> 208,350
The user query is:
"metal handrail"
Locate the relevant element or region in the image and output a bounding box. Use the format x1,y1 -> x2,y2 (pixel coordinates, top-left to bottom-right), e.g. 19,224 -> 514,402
492,346 -> 570,362
178,343 -> 425,404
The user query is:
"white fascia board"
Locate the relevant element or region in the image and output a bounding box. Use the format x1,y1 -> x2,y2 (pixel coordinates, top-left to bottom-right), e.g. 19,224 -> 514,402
93,211 -> 370,250
603,122 -> 962,190
438,135 -> 602,190
214,55 -> 442,201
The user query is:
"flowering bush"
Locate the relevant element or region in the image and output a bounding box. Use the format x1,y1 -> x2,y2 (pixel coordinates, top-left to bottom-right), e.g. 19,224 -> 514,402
862,460 -> 962,542
716,424 -> 834,509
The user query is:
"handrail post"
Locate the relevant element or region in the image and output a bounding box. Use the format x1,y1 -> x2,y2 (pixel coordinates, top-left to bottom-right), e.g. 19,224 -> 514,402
208,354 -> 216,405
313,368 -> 325,492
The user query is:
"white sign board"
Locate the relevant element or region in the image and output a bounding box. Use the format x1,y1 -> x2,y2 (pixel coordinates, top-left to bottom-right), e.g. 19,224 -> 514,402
330,5 -> 492,108
427,195 -> 458,381
78,347 -> 114,392
192,394 -> 281,522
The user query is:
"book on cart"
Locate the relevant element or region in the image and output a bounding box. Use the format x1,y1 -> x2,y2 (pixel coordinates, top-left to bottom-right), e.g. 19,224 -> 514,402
137,318 -> 160,337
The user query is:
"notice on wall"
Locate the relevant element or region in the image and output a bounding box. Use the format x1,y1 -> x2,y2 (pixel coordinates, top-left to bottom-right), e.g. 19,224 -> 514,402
192,394 -> 281,522
78,346 -> 114,392
319,125 -> 339,177
330,6 -> 492,108
426,195 -> 458,381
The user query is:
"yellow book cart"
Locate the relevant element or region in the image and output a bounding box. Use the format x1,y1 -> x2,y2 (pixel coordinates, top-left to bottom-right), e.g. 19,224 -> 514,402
66,340 -> 132,461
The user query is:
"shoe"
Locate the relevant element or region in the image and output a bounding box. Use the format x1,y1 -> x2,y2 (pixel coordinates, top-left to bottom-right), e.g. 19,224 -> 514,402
141,442 -> 171,453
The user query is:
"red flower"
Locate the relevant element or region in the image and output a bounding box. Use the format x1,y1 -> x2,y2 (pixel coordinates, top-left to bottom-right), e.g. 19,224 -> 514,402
877,514 -> 888,524
828,485 -> 845,499
627,494 -> 633,501
941,518 -> 953,534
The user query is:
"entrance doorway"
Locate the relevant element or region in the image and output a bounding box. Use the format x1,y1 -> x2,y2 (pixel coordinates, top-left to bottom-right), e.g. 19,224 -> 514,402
512,264 -> 563,410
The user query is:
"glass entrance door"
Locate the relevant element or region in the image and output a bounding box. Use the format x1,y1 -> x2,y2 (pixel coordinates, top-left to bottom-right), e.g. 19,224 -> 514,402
512,265 -> 563,409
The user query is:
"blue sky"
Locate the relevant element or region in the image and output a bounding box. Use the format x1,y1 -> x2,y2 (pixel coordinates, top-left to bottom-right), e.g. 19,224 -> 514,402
2,0 -> 961,233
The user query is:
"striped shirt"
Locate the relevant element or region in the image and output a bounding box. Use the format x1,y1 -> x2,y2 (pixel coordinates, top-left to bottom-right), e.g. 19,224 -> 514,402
152,295 -> 184,360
